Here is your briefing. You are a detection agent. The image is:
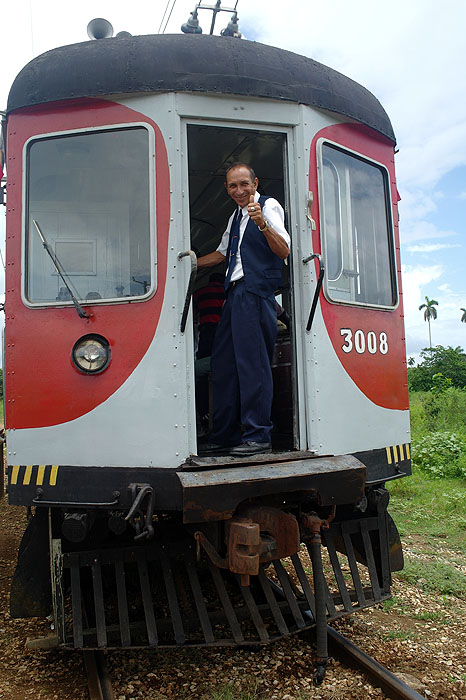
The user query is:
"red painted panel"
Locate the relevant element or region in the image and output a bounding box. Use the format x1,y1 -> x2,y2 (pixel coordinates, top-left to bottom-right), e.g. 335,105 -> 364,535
309,123 -> 408,410
4,99 -> 170,429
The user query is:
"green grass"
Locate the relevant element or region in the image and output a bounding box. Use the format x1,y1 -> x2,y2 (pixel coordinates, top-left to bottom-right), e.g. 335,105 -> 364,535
396,558 -> 466,598
412,610 -> 447,622
388,469 -> 466,553
207,689 -> 310,700
386,389 -> 466,600
382,630 -> 418,641
381,596 -> 408,614
209,688 -> 259,700
388,468 -> 466,598
410,387 -> 466,434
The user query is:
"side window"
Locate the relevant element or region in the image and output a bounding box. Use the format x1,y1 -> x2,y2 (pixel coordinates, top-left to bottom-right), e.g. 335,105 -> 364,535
25,126 -> 153,304
320,142 -> 396,307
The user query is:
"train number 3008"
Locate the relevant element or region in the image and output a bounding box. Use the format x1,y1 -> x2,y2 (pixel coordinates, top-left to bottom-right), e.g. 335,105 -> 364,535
340,329 -> 389,355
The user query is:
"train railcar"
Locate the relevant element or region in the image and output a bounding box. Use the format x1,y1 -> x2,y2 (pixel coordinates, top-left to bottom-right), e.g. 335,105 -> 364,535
2,18 -> 410,676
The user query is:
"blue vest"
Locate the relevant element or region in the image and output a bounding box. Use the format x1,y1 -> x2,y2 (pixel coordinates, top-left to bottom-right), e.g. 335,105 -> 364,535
227,195 -> 284,299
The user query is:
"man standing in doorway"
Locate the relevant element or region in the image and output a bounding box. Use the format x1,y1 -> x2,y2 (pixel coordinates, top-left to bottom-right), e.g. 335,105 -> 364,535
197,163 -> 290,456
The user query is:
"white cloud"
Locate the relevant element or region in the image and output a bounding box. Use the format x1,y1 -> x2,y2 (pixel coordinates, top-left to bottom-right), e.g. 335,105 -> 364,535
402,263 -> 444,298
238,1 -> 466,191
400,220 -> 457,244
402,263 -> 466,354
407,243 -> 462,254
402,264 -> 440,353
396,121 -> 466,190
398,188 -> 438,224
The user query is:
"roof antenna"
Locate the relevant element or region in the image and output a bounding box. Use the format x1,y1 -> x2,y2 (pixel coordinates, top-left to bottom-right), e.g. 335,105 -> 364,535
220,12 -> 241,37
181,1 -> 242,37
181,9 -> 203,34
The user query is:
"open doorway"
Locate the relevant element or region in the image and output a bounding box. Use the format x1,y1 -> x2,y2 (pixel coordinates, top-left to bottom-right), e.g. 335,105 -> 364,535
186,124 -> 295,451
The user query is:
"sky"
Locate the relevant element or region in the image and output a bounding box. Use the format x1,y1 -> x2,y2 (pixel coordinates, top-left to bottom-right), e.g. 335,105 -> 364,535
1,0 -> 466,361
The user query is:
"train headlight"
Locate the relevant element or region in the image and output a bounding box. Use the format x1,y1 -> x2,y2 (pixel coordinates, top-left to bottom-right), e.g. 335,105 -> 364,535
72,335 -> 110,374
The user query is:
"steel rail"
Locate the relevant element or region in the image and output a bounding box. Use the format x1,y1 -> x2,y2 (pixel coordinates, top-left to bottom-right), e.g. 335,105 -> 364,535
83,650 -> 115,700
285,586 -> 427,699
327,626 -> 427,700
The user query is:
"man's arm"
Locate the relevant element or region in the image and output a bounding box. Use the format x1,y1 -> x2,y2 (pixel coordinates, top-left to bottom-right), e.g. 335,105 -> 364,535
260,226 -> 290,260
197,250 -> 226,268
247,196 -> 290,260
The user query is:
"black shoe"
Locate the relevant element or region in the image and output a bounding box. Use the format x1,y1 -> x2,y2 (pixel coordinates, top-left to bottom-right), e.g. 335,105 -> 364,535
198,442 -> 233,456
229,441 -> 272,456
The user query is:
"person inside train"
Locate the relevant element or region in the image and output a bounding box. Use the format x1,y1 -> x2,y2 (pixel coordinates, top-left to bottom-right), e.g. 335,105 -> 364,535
197,162 -> 290,456
193,272 -> 225,436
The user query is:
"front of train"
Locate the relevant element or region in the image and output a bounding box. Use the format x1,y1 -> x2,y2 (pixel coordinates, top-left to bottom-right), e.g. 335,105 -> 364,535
3,26 -> 410,670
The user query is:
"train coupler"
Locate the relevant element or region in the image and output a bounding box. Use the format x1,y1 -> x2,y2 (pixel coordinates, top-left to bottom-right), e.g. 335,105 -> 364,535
195,506 -> 300,586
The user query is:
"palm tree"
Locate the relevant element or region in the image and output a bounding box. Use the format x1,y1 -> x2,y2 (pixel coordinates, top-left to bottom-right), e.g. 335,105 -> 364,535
419,296 -> 438,349
461,308 -> 466,323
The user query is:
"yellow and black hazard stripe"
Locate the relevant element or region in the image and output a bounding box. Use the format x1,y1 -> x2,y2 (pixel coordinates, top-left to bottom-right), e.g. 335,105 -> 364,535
385,443 -> 410,465
8,464 -> 60,487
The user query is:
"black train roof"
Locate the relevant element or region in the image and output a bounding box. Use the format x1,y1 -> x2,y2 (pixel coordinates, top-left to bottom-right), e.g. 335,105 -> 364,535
7,34 -> 395,144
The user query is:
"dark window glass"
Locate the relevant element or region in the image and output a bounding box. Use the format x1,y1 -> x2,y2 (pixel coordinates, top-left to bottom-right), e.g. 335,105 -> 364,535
26,127 -> 152,303
321,143 -> 396,307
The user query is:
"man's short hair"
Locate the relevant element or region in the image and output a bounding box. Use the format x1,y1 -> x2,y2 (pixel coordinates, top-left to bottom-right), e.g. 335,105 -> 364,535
225,162 -> 256,182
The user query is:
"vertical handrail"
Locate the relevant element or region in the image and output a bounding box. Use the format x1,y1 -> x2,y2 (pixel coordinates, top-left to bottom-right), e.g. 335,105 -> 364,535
177,250 -> 198,333
302,253 -> 325,332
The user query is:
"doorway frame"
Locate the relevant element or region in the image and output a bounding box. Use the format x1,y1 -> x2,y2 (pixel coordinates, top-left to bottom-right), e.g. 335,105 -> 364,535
179,111 -> 307,453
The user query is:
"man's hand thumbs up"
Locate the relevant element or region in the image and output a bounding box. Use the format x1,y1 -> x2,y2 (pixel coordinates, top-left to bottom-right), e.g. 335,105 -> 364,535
248,194 -> 263,226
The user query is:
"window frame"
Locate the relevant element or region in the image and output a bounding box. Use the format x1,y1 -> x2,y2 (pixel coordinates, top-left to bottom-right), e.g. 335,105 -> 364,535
316,137 -> 398,310
21,122 -> 156,309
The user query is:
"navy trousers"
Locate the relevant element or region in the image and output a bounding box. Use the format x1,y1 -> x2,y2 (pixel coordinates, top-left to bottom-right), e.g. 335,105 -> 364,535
210,283 -> 277,445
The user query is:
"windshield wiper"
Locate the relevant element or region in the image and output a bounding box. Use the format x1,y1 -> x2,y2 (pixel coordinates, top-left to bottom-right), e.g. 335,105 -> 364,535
32,219 -> 90,319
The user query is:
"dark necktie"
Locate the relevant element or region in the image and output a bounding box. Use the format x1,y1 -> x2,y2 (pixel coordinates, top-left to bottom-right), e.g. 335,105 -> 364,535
224,209 -> 242,291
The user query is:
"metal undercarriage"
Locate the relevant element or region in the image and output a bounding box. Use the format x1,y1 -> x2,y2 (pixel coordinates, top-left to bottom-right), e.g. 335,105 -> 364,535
10,452 -> 404,667
52,507 -> 395,650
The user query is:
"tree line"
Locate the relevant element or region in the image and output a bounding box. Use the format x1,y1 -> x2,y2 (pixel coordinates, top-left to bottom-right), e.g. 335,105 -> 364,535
408,345 -> 466,392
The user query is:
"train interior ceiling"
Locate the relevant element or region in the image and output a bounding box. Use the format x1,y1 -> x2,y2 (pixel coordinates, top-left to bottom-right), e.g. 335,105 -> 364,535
187,125 -> 295,449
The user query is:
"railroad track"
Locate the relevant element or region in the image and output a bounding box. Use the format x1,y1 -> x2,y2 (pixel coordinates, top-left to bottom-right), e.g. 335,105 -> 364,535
327,626 -> 427,700
80,629 -> 426,700
27,577 -> 426,700
83,650 -> 115,700
26,608 -> 427,699
26,636 -> 115,700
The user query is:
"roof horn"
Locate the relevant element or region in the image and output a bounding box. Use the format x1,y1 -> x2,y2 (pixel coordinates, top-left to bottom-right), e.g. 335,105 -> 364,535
87,18 -> 114,40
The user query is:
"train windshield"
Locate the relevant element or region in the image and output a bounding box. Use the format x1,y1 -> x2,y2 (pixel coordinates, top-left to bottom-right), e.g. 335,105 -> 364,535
25,126 -> 152,304
320,143 -> 396,307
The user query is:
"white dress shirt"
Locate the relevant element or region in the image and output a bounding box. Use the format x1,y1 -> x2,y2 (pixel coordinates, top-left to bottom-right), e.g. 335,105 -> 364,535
216,191 -> 290,283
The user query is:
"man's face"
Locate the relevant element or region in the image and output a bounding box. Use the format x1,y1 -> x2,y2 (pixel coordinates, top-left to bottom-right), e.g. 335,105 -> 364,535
225,166 -> 258,208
